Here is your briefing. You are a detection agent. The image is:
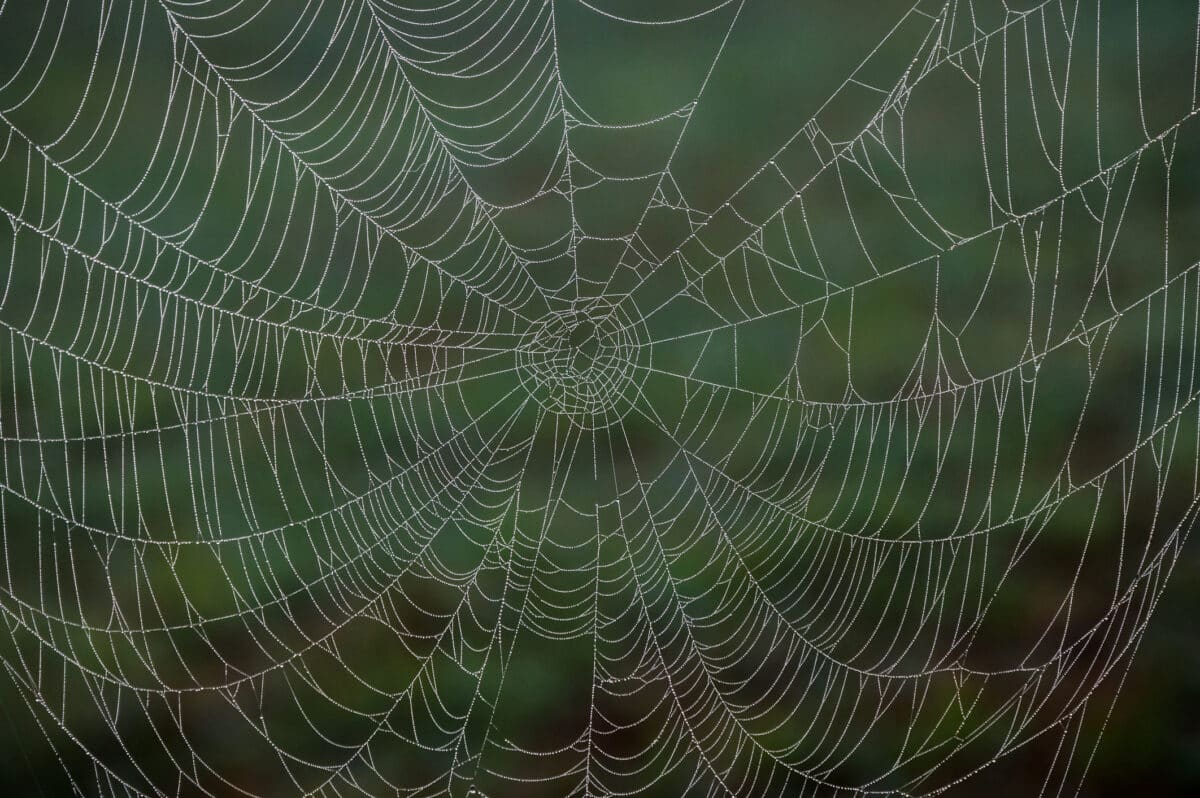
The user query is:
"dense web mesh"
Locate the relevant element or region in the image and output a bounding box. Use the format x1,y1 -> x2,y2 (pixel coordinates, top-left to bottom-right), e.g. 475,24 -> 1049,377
0,0 -> 1198,795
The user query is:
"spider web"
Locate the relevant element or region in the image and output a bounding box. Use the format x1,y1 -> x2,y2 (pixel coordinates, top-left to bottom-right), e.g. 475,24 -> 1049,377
0,0 -> 1198,795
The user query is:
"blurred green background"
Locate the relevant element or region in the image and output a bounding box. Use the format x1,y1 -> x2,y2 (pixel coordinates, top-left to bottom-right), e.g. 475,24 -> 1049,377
0,0 -> 1198,795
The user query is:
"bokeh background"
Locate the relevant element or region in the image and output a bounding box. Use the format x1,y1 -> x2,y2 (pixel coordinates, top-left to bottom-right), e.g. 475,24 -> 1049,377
0,0 -> 1198,795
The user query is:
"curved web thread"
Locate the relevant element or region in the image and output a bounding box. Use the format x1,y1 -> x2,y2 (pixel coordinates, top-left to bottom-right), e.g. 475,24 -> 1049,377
0,1 -> 1197,796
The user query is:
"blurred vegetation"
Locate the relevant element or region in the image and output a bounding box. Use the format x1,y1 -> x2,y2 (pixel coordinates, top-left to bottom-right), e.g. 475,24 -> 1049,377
0,0 -> 1198,796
